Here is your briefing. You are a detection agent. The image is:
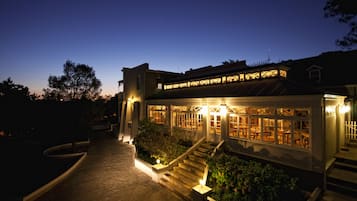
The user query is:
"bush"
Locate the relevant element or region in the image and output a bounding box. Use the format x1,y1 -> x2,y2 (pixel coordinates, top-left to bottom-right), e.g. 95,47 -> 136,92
134,119 -> 191,165
207,153 -> 306,201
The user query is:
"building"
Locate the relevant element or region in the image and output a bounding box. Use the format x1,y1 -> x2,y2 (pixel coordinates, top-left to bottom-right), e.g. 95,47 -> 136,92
118,50 -> 356,192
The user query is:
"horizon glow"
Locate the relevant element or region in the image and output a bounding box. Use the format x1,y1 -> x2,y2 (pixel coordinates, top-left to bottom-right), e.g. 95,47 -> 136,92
0,0 -> 352,96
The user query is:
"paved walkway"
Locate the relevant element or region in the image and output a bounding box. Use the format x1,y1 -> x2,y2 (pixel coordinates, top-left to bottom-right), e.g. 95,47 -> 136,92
35,132 -> 184,201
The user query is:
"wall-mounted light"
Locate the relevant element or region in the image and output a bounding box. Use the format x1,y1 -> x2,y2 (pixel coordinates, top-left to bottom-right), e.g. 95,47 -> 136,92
340,105 -> 350,114
127,96 -> 135,103
220,104 -> 227,116
156,159 -> 161,164
325,105 -> 335,114
199,105 -> 208,115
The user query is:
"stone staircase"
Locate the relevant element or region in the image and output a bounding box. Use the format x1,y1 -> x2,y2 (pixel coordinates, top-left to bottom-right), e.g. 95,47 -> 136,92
159,142 -> 216,201
326,145 -> 357,198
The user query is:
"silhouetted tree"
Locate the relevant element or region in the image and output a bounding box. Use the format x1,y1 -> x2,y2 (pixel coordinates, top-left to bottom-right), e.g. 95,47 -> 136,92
0,77 -> 31,101
43,60 -> 102,101
324,0 -> 357,47
0,78 -> 33,137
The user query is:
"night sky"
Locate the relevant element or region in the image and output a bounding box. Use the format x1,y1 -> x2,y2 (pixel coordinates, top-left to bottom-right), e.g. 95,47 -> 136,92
0,0 -> 349,96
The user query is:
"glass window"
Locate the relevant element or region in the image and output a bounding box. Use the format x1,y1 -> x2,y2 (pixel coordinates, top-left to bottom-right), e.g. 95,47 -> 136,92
277,119 -> 292,145
294,108 -> 309,118
250,117 -> 260,140
262,118 -> 275,143
293,119 -> 310,149
157,82 -> 162,90
229,115 -> 238,137
228,105 -> 311,150
257,107 -> 275,115
172,106 -> 203,132
148,105 -> 166,124
209,114 -> 221,135
277,108 -> 294,116
238,116 -> 249,139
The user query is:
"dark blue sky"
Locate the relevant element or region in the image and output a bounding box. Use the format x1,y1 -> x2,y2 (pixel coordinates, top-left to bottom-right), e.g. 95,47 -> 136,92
0,0 -> 349,96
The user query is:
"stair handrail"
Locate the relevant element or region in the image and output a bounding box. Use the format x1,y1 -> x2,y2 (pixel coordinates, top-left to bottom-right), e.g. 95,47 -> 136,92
153,137 -> 206,173
202,140 -> 225,185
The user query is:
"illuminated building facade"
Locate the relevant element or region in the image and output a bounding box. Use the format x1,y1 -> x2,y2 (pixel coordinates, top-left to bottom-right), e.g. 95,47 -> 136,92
118,50 -> 356,187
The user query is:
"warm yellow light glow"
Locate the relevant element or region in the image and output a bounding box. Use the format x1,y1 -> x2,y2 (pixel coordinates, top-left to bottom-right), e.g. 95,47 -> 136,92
190,80 -> 199,87
280,70 -> 287,78
210,77 -> 221,84
134,158 -> 153,177
129,139 -> 134,145
199,179 -> 205,186
199,105 -> 208,115
325,106 -> 335,113
227,75 -> 239,82
220,105 -> 227,116
163,67 -> 287,90
156,159 -> 160,164
127,96 -> 135,103
340,105 -> 350,114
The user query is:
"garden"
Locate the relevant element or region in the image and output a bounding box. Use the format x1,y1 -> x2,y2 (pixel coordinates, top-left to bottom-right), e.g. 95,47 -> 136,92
134,119 -> 193,165
134,119 -> 311,201
206,152 -> 309,201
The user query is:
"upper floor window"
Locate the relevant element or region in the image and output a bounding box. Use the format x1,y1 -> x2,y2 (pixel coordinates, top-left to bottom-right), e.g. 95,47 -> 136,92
306,65 -> 323,83
157,82 -> 163,90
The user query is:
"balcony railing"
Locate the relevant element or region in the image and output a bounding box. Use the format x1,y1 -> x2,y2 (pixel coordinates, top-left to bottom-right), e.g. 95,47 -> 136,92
345,121 -> 357,144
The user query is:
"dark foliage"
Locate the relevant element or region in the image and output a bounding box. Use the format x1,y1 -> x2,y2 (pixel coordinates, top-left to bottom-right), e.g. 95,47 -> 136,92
134,119 -> 191,165
324,0 -> 357,47
207,153 -> 307,201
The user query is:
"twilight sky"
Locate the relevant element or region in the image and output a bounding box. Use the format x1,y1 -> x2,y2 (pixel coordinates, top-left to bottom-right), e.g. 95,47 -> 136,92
0,0 -> 350,96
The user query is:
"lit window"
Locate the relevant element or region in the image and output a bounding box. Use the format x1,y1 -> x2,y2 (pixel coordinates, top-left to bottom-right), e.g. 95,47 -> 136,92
262,118 -> 275,143
148,105 -> 166,124
172,106 -> 203,133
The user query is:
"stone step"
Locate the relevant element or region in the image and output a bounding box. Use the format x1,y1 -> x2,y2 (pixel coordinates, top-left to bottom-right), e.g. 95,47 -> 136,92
327,168 -> 357,191
160,175 -> 193,201
200,142 -> 216,150
334,161 -> 357,173
321,190 -> 357,201
158,140 -> 217,201
183,158 -> 206,170
161,172 -> 193,190
178,162 -> 205,177
188,154 -> 207,165
326,182 -> 357,198
335,154 -> 357,166
172,167 -> 200,186
197,146 -> 212,154
193,150 -> 210,159
174,165 -> 202,180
